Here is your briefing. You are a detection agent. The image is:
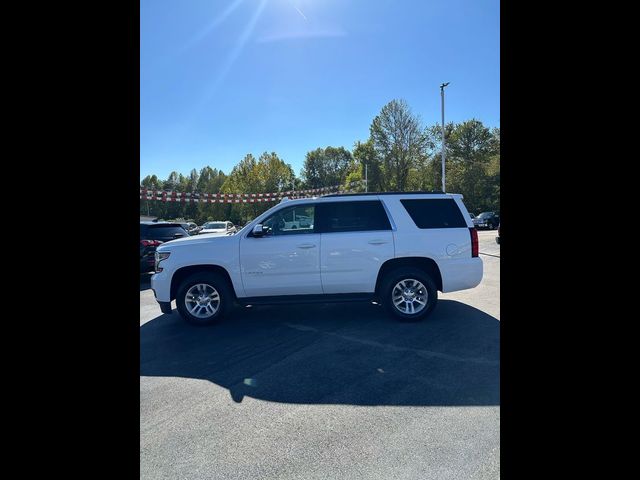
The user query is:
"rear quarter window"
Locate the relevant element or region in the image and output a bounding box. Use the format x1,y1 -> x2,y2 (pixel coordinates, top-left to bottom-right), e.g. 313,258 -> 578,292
400,199 -> 467,229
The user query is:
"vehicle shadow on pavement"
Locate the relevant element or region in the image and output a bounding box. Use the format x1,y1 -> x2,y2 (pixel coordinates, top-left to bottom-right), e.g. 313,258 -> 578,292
140,300 -> 499,406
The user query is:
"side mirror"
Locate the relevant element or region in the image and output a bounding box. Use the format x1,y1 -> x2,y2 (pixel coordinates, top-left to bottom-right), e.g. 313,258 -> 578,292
252,224 -> 266,237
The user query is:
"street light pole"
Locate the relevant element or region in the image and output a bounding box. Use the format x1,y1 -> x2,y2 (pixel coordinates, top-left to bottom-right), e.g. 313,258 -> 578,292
440,82 -> 450,192
365,163 -> 368,192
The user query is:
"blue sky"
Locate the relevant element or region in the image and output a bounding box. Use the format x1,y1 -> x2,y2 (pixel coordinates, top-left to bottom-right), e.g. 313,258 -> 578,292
140,0 -> 499,181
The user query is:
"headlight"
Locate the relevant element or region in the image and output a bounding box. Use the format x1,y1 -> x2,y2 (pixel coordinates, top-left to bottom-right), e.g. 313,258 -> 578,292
154,251 -> 170,272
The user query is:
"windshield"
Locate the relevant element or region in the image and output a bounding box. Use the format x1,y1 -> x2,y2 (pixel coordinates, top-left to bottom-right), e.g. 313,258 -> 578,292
478,212 -> 493,219
203,222 -> 226,229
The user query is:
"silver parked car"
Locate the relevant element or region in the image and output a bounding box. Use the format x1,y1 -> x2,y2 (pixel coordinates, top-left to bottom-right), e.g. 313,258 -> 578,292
199,221 -> 237,236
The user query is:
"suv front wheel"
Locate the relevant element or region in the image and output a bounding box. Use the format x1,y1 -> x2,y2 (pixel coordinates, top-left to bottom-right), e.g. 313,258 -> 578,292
381,267 -> 438,322
176,272 -> 232,325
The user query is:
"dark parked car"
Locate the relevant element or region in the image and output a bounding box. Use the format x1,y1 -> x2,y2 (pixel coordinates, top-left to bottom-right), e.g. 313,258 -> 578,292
140,222 -> 189,273
476,211 -> 500,230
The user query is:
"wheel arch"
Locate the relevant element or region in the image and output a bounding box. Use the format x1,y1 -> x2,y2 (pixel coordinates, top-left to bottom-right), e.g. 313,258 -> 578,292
170,265 -> 237,301
375,257 -> 443,295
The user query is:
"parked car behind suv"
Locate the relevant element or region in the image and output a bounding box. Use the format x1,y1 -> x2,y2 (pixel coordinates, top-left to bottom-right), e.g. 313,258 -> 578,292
475,211 -> 500,230
199,221 -> 237,236
140,222 -> 189,273
151,193 -> 482,324
180,222 -> 199,236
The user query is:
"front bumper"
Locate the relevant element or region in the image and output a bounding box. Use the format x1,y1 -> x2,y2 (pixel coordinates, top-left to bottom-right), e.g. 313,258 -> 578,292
150,268 -> 173,314
151,271 -> 171,302
157,301 -> 172,314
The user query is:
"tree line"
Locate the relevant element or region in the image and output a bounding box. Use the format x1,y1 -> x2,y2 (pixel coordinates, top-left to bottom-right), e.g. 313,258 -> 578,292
141,99 -> 500,225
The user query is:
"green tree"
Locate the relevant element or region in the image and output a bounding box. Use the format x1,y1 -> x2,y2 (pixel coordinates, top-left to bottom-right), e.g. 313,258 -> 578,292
255,152 -> 295,193
425,122 -> 455,191
442,119 -> 499,213
448,119 -> 493,164
222,154 -> 259,193
141,174 -> 163,190
195,166 -> 226,193
351,139 -> 383,192
188,168 -> 199,191
221,152 -> 296,223
370,99 -> 428,191
193,167 -> 228,224
301,146 -> 352,189
165,171 -> 179,191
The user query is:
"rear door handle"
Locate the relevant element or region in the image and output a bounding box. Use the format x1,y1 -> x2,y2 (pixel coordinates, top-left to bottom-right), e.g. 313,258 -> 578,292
296,243 -> 316,249
368,239 -> 388,245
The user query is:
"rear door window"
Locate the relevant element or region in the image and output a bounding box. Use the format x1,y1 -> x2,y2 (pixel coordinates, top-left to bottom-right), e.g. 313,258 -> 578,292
317,200 -> 391,233
400,199 -> 467,229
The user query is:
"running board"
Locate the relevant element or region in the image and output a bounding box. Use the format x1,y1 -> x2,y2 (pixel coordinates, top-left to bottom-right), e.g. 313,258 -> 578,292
237,293 -> 375,306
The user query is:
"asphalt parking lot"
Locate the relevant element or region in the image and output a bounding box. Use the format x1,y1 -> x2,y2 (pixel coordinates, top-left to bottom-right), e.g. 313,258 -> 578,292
140,229 -> 500,480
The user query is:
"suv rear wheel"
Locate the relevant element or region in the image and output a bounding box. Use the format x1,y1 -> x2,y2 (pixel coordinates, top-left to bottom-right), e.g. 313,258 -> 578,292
380,267 -> 438,321
176,272 -> 232,325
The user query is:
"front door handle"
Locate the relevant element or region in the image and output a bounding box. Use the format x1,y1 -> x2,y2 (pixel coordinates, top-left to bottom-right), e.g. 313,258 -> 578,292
368,239 -> 388,245
296,243 -> 316,249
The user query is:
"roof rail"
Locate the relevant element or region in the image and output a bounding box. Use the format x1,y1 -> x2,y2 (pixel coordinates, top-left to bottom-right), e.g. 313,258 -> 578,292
322,191 -> 445,198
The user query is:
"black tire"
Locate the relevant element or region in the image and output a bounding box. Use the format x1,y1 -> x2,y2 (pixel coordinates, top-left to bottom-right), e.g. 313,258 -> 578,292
380,267 -> 438,322
176,271 -> 233,326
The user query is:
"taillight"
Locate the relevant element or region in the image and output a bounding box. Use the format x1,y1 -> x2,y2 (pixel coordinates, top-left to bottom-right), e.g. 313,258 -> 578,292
470,228 -> 479,257
140,240 -> 163,247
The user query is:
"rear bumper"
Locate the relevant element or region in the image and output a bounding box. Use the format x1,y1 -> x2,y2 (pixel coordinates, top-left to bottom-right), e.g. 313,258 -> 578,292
440,257 -> 483,292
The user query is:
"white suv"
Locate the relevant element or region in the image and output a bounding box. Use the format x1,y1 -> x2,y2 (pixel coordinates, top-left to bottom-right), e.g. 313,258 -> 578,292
151,192 -> 483,324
